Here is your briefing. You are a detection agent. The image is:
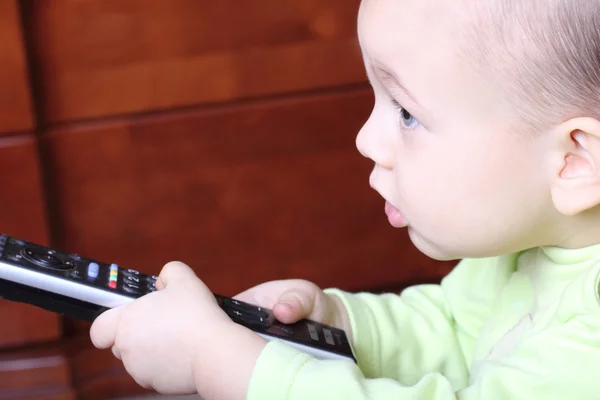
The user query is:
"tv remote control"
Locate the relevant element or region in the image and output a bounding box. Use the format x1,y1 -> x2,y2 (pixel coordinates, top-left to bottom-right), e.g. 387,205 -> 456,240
0,234 -> 355,363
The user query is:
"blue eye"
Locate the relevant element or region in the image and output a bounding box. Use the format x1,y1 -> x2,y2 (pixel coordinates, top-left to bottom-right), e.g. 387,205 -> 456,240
392,100 -> 419,130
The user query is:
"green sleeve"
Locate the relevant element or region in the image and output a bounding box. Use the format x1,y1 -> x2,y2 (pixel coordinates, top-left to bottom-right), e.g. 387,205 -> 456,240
324,256 -> 516,387
247,314 -> 600,400
324,286 -> 469,388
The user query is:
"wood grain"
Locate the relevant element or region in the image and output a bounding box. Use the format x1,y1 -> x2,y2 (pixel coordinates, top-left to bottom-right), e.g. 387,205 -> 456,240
23,0 -> 365,124
66,336 -> 153,400
0,346 -> 75,399
0,134 -> 60,349
0,0 -> 35,134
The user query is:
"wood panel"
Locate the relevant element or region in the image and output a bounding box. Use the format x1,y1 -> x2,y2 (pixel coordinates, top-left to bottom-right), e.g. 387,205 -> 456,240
66,336 -> 153,400
23,0 -> 365,124
0,346 -> 75,399
0,0 -> 35,134
41,87 -> 454,299
0,134 -> 60,348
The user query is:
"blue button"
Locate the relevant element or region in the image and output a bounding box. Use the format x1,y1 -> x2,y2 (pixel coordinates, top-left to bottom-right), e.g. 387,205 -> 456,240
87,262 -> 100,279
110,263 -> 119,271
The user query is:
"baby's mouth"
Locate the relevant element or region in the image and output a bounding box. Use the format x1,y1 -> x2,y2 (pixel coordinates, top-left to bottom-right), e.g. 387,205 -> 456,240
384,201 -> 408,228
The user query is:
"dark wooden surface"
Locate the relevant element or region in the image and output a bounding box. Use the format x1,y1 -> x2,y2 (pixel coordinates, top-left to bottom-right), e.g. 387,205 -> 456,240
0,346 -> 75,400
23,0 -> 364,124
0,0 -> 35,134
0,134 -> 59,349
65,335 -> 153,400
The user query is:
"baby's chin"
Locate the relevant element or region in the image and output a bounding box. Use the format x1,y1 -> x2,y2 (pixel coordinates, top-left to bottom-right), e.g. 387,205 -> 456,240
407,229 -> 457,261
407,228 -> 483,261
408,227 -> 519,261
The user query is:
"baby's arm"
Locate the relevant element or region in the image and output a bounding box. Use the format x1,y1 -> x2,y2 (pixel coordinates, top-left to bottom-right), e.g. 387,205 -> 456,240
326,286 -> 470,387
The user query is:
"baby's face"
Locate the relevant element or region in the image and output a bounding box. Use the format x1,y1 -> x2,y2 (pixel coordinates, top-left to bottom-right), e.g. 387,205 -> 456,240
356,0 -> 555,260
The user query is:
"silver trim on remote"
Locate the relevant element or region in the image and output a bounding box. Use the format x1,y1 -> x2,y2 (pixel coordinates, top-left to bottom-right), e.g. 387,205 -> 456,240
0,260 -> 356,363
0,261 -> 133,308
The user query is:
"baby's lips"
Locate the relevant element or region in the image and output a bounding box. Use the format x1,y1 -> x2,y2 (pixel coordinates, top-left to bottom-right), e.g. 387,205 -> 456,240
385,201 -> 408,228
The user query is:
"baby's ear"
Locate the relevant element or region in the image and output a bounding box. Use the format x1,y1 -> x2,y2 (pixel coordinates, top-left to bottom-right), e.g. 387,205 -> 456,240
550,117 -> 600,215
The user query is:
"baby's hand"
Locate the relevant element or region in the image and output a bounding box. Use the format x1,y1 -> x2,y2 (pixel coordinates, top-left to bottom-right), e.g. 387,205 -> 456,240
234,279 -> 352,341
90,262 -> 267,399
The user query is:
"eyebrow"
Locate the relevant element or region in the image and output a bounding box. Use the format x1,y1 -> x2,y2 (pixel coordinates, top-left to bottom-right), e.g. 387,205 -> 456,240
369,60 -> 423,108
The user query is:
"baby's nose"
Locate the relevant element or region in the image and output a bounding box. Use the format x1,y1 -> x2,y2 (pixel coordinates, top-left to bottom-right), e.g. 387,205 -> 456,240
355,121 -> 394,169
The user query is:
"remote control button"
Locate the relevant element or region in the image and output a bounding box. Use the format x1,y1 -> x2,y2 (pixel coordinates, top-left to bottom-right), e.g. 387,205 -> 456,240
307,323 -> 319,341
69,269 -> 82,280
43,254 -> 60,264
147,282 -> 157,292
69,253 -> 82,261
123,282 -> 142,294
323,328 -> 335,345
123,268 -> 140,277
231,298 -> 263,311
87,262 -> 100,279
7,254 -> 21,262
269,324 -> 294,336
224,298 -> 269,320
225,309 -> 270,329
146,275 -> 158,282
277,325 -> 295,335
9,238 -> 24,246
108,264 -> 119,288
124,275 -> 141,284
21,247 -> 73,270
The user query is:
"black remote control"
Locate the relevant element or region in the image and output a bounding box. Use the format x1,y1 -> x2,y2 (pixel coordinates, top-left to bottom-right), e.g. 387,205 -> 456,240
0,234 -> 355,363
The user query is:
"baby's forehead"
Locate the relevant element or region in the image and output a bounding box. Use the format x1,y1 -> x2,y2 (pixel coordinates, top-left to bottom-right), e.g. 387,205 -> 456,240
358,0 -> 480,78
358,0 -> 476,60
361,0 -> 600,132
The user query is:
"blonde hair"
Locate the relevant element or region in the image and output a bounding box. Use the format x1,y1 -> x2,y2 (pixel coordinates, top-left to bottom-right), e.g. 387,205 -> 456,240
462,0 -> 600,132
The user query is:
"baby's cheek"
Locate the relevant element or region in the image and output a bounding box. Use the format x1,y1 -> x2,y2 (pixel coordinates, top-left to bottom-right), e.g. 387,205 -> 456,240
400,160 -> 477,230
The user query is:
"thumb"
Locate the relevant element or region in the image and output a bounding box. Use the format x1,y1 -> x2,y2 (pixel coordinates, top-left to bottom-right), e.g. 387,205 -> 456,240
90,307 -> 122,349
273,288 -> 316,324
156,261 -> 197,289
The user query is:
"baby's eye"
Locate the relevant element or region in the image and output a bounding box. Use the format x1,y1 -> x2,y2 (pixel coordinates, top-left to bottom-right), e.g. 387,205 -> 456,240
392,100 -> 420,130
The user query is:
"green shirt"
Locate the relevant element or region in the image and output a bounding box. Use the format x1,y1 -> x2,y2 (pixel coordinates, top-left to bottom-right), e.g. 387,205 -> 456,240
247,245 -> 600,399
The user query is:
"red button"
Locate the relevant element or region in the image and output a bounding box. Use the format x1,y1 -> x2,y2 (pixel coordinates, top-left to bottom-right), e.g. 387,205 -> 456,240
109,280 -> 117,289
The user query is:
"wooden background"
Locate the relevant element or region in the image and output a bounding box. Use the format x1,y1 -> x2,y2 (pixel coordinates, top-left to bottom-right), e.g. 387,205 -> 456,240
0,1 -> 454,398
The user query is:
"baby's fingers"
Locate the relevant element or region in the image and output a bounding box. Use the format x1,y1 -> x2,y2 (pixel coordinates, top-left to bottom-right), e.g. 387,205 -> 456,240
90,307 -> 123,349
233,280 -> 324,324
271,288 -> 316,324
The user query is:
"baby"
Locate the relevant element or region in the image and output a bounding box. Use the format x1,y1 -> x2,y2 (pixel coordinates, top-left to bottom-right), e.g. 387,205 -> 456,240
90,0 -> 600,399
